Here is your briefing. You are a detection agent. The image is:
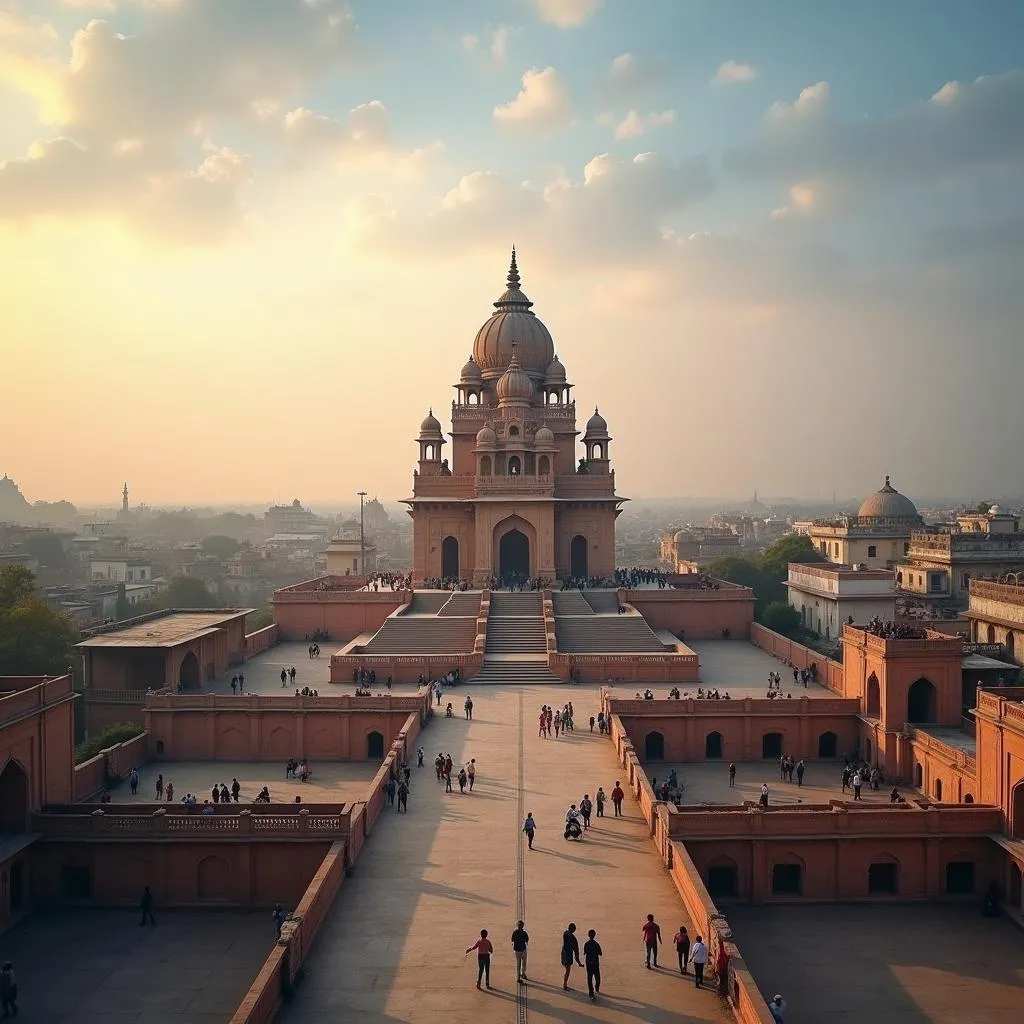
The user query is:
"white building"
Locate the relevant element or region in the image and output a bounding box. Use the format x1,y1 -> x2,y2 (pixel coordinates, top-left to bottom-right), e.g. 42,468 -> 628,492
787,562 -> 896,640
90,557 -> 152,583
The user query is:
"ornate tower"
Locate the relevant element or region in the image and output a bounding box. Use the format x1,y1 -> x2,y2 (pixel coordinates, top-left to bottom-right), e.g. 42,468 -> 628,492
405,250 -> 624,586
122,482 -> 129,512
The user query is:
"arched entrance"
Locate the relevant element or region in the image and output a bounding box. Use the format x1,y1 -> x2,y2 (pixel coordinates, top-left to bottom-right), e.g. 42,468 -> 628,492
907,678 -> 937,723
441,536 -> 459,580
817,731 -> 838,758
1007,631 -> 1016,661
644,732 -> 665,761
178,651 -> 200,691
987,624 -> 996,644
499,529 -> 530,581
1013,781 -> 1024,839
866,674 -> 880,717
570,535 -> 588,579
367,731 -> 385,760
705,731 -> 723,759
1010,862 -> 1022,910
0,760 -> 29,833
762,732 -> 783,758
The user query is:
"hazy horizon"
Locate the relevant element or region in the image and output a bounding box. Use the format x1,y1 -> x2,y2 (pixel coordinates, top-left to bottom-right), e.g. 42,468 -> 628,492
3,1 -> 1023,505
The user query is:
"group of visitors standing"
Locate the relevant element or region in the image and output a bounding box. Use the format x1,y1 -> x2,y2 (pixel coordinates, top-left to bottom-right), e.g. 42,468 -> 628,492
433,752 -> 476,794
538,703 -> 574,737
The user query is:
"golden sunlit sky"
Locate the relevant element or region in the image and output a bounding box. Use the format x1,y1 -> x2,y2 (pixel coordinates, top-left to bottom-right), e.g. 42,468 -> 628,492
2,0 -> 1023,507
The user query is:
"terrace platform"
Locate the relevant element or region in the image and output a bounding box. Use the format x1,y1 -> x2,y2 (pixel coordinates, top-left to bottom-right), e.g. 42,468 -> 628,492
687,640 -> 835,698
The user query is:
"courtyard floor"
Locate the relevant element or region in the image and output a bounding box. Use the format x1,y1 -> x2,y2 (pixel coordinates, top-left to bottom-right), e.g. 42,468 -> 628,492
687,640 -> 835,698
727,903 -> 1024,1023
0,908 -> 273,1023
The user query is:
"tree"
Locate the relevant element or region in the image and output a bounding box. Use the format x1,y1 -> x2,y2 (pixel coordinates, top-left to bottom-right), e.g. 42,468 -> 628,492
128,574 -> 222,618
977,501 -> 992,514
0,566 -> 79,675
201,535 -> 242,559
245,607 -> 274,632
761,601 -> 802,638
760,534 -> 826,578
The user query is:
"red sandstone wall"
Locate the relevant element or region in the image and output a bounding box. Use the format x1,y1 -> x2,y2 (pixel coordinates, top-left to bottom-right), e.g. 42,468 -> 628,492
333,652 -> 483,685
549,652 -> 701,683
244,625 -> 279,657
627,589 -> 755,640
749,624 -> 844,694
272,591 -> 404,642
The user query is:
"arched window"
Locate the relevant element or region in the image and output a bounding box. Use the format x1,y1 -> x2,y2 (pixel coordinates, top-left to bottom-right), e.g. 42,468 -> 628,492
538,455 -> 550,475
907,678 -> 937,723
1007,631 -> 1016,661
644,732 -> 665,761
867,545 -> 877,558
987,624 -> 996,644
964,793 -> 974,804
866,674 -> 880,717
366,731 -> 385,760
817,731 -> 838,758
508,456 -> 522,476
934,778 -> 943,801
508,425 -> 520,437
762,732 -> 783,758
705,731 -> 723,759
914,762 -> 923,788
0,760 -> 29,833
771,863 -> 803,895
479,455 -> 492,476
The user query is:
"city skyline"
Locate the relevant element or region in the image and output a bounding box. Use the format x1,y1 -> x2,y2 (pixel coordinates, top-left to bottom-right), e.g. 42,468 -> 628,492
3,1 -> 1023,503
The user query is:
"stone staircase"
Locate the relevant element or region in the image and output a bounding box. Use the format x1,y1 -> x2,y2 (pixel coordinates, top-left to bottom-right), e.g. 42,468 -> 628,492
489,592 -> 542,616
438,592 -> 482,617
469,660 -> 563,685
361,615 -> 476,654
552,591 -> 593,615
555,613 -> 665,653
405,592 -> 451,615
584,590 -> 620,614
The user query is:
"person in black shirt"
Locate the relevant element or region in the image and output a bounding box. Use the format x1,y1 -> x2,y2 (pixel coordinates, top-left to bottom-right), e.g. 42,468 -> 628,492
560,922 -> 581,990
511,920 -> 529,981
583,929 -> 602,1000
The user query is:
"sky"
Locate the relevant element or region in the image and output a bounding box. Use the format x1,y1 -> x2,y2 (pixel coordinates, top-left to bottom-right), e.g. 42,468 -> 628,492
1,0 -> 1023,508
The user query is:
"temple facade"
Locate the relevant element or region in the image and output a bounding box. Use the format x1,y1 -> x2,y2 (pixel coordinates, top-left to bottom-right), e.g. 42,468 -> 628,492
405,251 -> 624,586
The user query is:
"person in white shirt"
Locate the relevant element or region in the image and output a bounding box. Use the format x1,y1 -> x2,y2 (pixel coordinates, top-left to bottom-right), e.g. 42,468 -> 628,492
565,804 -> 580,823
852,772 -> 863,801
689,935 -> 709,988
769,993 -> 787,1021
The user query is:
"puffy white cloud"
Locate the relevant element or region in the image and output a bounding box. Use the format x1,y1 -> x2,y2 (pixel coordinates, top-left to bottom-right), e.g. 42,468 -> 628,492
613,109 -> 675,140
282,101 -> 391,158
767,81 -> 830,120
602,51 -> 667,100
494,67 -> 571,133
0,11 -> 58,52
533,0 -> 602,28
393,141 -> 446,183
713,60 -> 757,85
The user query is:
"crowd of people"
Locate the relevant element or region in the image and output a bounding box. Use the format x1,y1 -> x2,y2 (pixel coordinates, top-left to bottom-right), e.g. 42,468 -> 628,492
863,618 -> 928,640
614,567 -> 669,588
422,576 -> 475,591
366,571 -> 412,591
538,703 -> 575,737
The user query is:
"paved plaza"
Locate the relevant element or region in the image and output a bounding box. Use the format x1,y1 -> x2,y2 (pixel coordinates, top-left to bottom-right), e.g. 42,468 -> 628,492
0,908 -> 274,1023
111,760 -> 381,806
687,640 -> 835,698
278,683 -> 732,1024
727,903 -> 1024,1023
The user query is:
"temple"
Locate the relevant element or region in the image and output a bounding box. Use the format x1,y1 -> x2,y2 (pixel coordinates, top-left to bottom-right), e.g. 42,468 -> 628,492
406,249 -> 623,586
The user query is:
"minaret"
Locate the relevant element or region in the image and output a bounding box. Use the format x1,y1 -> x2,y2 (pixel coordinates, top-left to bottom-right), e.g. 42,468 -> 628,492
122,482 -> 129,512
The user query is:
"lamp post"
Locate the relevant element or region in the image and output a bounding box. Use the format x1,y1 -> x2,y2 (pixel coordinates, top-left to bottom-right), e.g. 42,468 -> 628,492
357,491 -> 367,582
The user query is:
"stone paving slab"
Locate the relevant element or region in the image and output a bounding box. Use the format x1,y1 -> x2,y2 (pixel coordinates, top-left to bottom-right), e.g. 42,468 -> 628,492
687,640 -> 835,698
0,908 -> 274,1023
278,682 -> 732,1023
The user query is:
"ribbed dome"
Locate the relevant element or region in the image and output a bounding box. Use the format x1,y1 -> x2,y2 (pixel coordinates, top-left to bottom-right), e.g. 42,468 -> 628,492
534,423 -> 555,447
475,424 -> 497,448
472,249 -> 555,379
495,350 -> 534,405
584,407 -> 609,437
460,355 -> 483,382
544,355 -> 566,383
858,476 -> 920,521
419,409 -> 443,435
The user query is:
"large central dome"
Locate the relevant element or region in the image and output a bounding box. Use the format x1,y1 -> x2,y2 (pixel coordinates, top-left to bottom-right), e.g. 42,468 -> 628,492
857,476 -> 921,521
472,249 -> 555,381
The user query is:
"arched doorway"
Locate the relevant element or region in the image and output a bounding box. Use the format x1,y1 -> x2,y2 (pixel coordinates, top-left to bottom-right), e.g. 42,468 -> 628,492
178,651 -> 200,691
538,455 -> 550,475
367,731 -> 385,760
865,738 -> 872,764
705,731 -> 723,759
762,732 -> 783,758
0,760 -> 29,833
1012,781 -> 1024,839
707,857 -> 738,899
907,678 -> 937,723
644,732 -> 665,761
570,535 -> 588,579
987,624 -> 996,644
817,731 -> 838,758
1010,862 -> 1022,910
508,455 -> 522,475
499,529 -> 530,581
441,536 -> 459,580
866,674 -> 880,717
1007,631 -> 1016,661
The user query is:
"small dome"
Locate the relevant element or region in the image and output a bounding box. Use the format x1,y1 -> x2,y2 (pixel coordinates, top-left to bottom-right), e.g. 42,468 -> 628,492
496,350 -> 534,405
673,530 -> 693,544
460,355 -> 483,382
545,355 -> 566,383
534,423 -> 555,447
419,409 -> 443,435
475,424 -> 497,448
857,476 -> 920,521
584,407 -> 609,436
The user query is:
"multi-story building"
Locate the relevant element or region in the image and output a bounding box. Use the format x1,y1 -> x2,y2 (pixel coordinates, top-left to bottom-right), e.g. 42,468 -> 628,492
89,557 -> 153,583
967,578 -> 1024,663
264,499 -> 330,539
787,562 -> 896,640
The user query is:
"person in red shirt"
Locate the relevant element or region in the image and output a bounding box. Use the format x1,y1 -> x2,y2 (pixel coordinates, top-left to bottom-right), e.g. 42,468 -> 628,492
466,928 -> 494,989
641,913 -> 662,968
611,781 -> 625,817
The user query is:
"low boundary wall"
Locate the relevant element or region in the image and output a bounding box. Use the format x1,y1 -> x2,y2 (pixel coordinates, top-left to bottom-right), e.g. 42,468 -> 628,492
750,623 -> 844,694
73,731 -> 150,800
245,625 -> 279,657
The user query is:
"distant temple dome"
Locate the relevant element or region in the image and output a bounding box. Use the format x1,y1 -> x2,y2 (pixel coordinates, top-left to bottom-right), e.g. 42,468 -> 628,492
534,423 -> 555,447
472,249 -> 555,380
544,355 -> 566,383
419,409 -> 443,435
858,476 -> 920,521
584,407 -> 609,437
495,350 -> 534,405
475,424 -> 497,448
460,355 -> 483,382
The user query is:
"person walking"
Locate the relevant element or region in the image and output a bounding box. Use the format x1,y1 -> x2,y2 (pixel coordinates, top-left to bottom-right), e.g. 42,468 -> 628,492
457,767 -> 468,793
769,993 -> 788,1022
673,925 -> 690,974
280,668 -> 287,687
467,759 -> 476,792
273,903 -> 286,938
611,781 -> 624,817
852,770 -> 863,801
560,923 -> 582,990
386,776 -> 396,807
522,812 -> 537,849
759,783 -> 769,808
579,794 -> 593,830
728,763 -> 736,788
464,696 -> 474,721
155,773 -> 163,800
466,929 -> 493,990
139,886 -> 156,926
397,778 -> 409,813
511,920 -> 529,982
0,962 -> 16,1019
129,768 -> 139,796
690,935 -> 709,988
641,913 -> 661,968
796,760 -> 805,787
595,787 -> 606,817
583,929 -> 603,1001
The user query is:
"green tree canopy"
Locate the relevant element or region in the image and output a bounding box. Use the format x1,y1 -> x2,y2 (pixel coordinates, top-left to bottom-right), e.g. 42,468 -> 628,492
245,607 -> 274,633
0,565 -> 79,675
759,533 -> 826,578
760,600 -> 802,638
201,534 -> 242,559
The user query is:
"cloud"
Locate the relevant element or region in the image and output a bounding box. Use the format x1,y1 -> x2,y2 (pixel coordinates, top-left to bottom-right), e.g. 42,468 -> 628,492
533,0 -> 602,28
613,109 -> 675,140
729,71 -> 1024,192
0,11 -> 59,53
770,182 -> 818,219
460,25 -> 512,65
602,52 -> 667,100
494,67 -> 571,134
713,60 -> 757,85
281,101 -> 391,159
393,140 -> 446,183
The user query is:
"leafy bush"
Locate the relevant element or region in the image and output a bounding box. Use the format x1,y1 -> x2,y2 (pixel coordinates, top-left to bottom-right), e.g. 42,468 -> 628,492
760,601 -> 802,638
75,721 -> 144,764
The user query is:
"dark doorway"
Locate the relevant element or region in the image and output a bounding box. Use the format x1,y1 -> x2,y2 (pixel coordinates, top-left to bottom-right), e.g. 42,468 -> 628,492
1013,783 -> 1024,839
0,760 -> 29,833
907,678 -> 936,723
817,731 -> 838,758
945,861 -> 975,895
178,651 -> 200,691
707,863 -> 738,899
499,528 -> 530,580
570,535 -> 588,579
9,860 -> 24,912
705,731 -> 723,759
644,732 -> 665,761
866,674 -> 880,717
60,865 -> 91,900
762,732 -> 783,758
441,536 -> 459,579
366,731 -> 385,760
771,863 -> 802,895
1010,863 -> 1021,910
868,862 -> 898,894
914,762 -> 923,788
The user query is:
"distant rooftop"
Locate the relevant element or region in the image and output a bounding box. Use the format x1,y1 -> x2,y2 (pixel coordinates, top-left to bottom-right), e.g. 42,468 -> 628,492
76,609 -> 251,649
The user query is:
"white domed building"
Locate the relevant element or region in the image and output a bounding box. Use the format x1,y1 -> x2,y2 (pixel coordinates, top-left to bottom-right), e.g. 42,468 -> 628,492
405,250 -> 624,585
810,476 -> 924,570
